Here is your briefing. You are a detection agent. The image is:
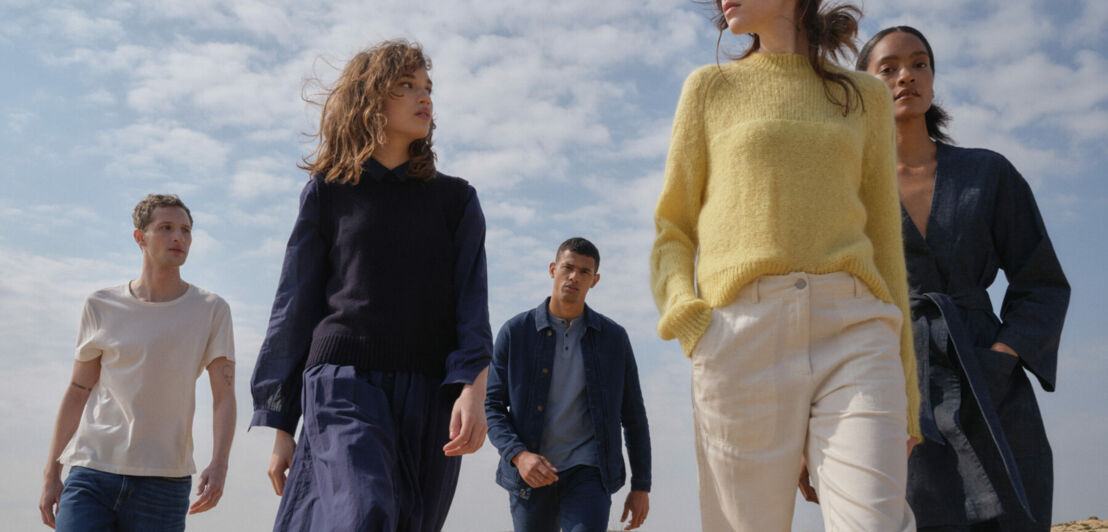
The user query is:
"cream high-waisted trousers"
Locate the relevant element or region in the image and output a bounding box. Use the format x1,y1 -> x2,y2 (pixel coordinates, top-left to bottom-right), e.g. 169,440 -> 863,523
691,272 -> 915,532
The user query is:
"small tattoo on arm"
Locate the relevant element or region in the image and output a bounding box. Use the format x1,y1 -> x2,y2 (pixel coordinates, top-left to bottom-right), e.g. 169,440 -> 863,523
70,381 -> 91,392
221,364 -> 234,387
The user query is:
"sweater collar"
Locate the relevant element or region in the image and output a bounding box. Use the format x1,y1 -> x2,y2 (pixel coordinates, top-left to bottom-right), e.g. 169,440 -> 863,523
742,52 -> 813,74
362,157 -> 411,182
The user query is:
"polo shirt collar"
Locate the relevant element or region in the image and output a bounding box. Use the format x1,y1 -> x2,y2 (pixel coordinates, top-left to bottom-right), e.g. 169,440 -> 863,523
533,297 -> 603,332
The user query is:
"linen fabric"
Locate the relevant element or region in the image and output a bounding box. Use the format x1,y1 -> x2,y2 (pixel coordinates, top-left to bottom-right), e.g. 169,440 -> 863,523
650,53 -> 919,437
905,143 -> 1069,530
273,364 -> 461,532
60,283 -> 235,477
692,273 -> 915,532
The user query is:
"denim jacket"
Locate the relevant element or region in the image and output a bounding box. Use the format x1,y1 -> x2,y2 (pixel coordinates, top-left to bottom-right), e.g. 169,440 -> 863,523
485,298 -> 651,498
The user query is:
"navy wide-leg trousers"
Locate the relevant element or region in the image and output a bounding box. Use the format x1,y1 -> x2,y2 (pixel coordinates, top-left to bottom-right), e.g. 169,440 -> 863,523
274,363 -> 462,532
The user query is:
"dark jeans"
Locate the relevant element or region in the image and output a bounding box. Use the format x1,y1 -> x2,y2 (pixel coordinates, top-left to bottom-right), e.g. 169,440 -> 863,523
55,466 -> 191,532
509,465 -> 611,532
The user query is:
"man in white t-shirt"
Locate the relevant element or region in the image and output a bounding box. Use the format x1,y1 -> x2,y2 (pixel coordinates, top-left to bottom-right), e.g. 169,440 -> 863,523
38,194 -> 236,531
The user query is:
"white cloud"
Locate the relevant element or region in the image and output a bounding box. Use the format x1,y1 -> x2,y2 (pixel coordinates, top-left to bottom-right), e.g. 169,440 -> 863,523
43,7 -> 124,44
4,109 -> 34,134
83,88 -> 116,105
229,156 -> 303,200
96,121 -> 229,179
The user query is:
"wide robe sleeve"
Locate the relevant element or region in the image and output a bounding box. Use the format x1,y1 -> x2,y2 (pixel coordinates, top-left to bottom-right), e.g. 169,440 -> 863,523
989,160 -> 1070,391
250,179 -> 329,435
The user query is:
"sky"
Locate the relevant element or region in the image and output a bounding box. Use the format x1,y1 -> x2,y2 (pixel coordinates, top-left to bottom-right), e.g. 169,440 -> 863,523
1,0 -> 1105,530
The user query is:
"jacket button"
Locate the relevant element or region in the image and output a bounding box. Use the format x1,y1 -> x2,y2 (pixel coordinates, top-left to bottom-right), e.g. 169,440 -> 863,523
542,368 -> 549,374
537,405 -> 544,412
546,330 -> 552,336
520,488 -> 526,494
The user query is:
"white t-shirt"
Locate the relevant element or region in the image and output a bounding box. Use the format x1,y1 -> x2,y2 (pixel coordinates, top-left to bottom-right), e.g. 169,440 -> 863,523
59,283 -> 235,477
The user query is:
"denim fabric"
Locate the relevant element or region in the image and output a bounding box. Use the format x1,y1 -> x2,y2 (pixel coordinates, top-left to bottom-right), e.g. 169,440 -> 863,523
486,299 -> 651,498
55,466 -> 190,532
273,364 -> 461,532
903,144 -> 1069,530
508,466 -> 611,532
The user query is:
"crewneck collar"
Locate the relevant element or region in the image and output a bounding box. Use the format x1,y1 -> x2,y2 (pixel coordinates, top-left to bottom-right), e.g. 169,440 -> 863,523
742,52 -> 813,73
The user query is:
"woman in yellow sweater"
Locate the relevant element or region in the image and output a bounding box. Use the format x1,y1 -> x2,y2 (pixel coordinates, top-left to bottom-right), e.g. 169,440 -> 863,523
650,1 -> 920,530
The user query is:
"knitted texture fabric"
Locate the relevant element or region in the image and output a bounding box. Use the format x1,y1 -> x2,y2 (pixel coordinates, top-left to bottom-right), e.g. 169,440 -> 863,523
651,53 -> 920,438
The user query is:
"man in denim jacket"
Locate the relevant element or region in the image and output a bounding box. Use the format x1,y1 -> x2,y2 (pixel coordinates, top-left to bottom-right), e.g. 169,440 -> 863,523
486,237 -> 651,531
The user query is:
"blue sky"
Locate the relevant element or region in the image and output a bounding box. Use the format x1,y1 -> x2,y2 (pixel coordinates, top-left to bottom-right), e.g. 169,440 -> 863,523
2,1 -> 1105,530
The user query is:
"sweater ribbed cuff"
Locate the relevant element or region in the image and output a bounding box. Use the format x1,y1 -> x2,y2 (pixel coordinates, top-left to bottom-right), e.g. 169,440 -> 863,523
658,298 -> 713,357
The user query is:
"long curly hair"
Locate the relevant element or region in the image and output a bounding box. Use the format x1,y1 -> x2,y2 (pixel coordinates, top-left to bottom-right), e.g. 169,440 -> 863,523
709,0 -> 865,115
300,40 -> 436,184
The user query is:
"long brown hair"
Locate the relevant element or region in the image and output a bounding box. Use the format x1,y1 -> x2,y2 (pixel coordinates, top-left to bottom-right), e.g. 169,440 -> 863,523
709,0 -> 864,115
300,40 -> 436,185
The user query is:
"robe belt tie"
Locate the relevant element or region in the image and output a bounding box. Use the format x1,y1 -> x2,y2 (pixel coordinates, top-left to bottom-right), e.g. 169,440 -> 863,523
909,289 -> 1034,521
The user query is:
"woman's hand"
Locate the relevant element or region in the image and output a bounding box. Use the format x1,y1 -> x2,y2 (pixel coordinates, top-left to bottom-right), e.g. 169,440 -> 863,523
267,429 -> 296,496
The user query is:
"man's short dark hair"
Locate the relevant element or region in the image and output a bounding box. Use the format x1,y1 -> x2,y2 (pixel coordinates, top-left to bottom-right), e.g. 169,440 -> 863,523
555,237 -> 600,271
132,194 -> 193,230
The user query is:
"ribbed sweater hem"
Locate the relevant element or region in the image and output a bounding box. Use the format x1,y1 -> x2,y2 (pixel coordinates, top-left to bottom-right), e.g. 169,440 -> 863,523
306,334 -> 448,376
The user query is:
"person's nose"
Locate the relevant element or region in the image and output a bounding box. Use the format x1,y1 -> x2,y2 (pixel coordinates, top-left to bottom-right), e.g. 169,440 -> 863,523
897,67 -> 915,86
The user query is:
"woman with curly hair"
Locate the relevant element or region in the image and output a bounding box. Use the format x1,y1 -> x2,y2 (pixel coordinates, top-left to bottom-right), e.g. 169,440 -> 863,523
250,40 -> 492,531
651,1 -> 920,529
858,26 -> 1069,531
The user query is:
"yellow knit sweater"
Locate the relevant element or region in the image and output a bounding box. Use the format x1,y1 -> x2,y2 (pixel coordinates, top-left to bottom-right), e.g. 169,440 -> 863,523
650,53 -> 920,438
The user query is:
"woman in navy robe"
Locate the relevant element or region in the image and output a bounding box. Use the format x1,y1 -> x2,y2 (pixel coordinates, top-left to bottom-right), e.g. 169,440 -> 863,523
857,27 -> 1070,531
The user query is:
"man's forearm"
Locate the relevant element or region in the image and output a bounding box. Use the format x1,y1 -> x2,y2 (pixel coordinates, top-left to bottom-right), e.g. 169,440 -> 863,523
44,387 -> 89,477
210,393 -> 236,466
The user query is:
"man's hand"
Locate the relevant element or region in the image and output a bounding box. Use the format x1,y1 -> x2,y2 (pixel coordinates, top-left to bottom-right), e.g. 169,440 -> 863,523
188,462 -> 227,514
512,451 -> 558,488
620,490 -> 649,530
798,455 -> 819,504
267,429 -> 295,496
443,369 -> 489,457
39,471 -> 63,529
908,435 -> 921,457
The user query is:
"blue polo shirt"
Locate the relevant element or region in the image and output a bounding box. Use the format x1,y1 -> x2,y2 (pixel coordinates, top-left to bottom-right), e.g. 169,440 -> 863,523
540,309 -> 598,470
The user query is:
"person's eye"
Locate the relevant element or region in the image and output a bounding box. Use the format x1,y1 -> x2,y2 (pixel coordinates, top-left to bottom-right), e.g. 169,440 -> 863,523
879,66 -> 893,74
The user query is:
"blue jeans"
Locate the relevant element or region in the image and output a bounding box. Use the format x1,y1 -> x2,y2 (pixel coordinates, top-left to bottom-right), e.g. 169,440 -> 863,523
55,466 -> 191,532
509,465 -> 611,532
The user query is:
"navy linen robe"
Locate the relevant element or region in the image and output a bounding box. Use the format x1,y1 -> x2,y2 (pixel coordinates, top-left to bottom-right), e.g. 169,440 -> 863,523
904,143 -> 1069,530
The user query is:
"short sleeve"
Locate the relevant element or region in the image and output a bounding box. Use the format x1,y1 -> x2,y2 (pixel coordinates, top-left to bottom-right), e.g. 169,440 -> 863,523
202,297 -> 236,368
75,297 -> 103,362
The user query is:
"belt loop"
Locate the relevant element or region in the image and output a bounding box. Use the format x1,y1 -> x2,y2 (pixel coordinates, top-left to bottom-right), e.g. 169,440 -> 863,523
753,277 -> 761,304
853,275 -> 861,298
